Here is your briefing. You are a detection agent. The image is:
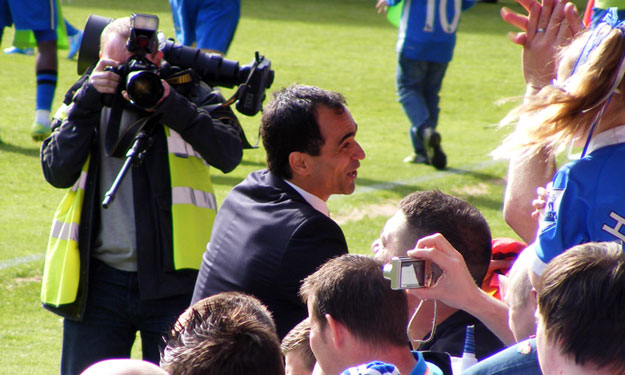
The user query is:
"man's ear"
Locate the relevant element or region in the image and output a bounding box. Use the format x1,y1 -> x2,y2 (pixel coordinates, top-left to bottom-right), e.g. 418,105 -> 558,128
325,314 -> 346,348
288,151 -> 310,177
530,287 -> 538,309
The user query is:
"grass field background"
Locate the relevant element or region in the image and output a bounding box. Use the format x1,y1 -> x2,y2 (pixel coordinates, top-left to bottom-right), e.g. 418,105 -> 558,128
0,0 -> 583,373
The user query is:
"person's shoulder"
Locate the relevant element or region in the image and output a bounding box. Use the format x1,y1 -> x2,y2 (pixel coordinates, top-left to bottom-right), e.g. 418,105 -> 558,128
296,209 -> 343,232
562,144 -> 625,185
553,156 -> 597,188
237,169 -> 279,188
588,141 -> 625,166
435,311 -> 505,359
233,169 -> 294,199
226,170 -> 323,221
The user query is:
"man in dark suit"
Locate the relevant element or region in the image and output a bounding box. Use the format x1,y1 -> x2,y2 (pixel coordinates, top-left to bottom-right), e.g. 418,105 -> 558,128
192,84 -> 366,338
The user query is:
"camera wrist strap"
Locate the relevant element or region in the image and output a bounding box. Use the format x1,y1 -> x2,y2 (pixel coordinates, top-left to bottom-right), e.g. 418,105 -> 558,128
407,299 -> 438,347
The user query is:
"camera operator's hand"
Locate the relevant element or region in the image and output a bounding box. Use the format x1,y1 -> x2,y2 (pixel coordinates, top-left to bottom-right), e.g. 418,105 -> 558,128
90,58 -> 123,95
406,233 -> 516,345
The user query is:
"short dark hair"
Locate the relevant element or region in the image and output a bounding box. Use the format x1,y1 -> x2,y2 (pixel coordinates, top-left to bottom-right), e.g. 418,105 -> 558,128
398,190 -> 492,284
300,254 -> 408,348
261,84 -> 346,179
161,292 -> 284,375
281,318 -> 315,372
538,242 -> 625,373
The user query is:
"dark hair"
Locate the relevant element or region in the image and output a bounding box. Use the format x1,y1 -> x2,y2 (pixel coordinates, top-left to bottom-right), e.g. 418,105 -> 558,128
280,318 -> 315,372
300,254 -> 408,348
398,190 -> 492,284
161,292 -> 284,375
538,242 -> 625,373
261,84 -> 346,179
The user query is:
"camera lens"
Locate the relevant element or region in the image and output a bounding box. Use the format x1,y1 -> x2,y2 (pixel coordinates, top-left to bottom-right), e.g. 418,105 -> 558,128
126,70 -> 164,108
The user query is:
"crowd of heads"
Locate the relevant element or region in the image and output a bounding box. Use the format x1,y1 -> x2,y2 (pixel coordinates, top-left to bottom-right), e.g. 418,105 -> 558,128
74,6 -> 625,375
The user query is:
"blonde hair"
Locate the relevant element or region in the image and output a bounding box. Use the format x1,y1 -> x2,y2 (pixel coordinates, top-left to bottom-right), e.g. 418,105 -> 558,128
494,25 -> 625,161
100,17 -> 131,51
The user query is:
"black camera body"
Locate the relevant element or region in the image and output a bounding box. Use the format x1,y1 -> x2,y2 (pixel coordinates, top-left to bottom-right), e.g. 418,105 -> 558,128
107,56 -> 163,109
106,14 -> 164,109
160,41 -> 274,116
236,52 -> 273,116
78,13 -> 274,116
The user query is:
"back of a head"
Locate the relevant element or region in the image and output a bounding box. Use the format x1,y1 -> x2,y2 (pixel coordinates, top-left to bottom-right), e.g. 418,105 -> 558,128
281,318 -> 316,373
261,84 -> 346,179
300,254 -> 408,348
81,359 -> 168,375
504,249 -> 533,307
538,242 -> 625,374
502,248 -> 536,342
398,190 -> 492,284
161,292 -> 284,375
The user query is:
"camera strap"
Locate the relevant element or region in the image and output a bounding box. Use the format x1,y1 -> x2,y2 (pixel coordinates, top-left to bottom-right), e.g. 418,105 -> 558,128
164,70 -> 194,86
217,66 -> 262,150
408,299 -> 438,347
104,96 -> 160,158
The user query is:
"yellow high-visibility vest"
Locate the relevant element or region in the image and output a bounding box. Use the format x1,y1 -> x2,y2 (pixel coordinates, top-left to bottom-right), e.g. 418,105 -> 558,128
41,156 -> 89,307
41,125 -> 215,307
165,127 -> 216,270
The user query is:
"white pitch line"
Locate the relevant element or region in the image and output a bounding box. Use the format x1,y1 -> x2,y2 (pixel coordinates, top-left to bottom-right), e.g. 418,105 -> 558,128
331,159 -> 502,200
0,159 -> 504,271
0,253 -> 44,270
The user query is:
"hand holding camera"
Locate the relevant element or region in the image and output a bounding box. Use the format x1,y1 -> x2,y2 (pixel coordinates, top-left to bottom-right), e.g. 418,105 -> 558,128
403,233 -> 484,310
90,58 -> 123,95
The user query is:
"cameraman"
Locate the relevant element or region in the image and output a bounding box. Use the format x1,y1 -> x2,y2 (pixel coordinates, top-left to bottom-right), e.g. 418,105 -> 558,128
40,16 -> 243,374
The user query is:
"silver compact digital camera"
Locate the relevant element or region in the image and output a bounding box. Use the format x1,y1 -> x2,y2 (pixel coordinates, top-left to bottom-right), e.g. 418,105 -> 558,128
382,256 -> 433,290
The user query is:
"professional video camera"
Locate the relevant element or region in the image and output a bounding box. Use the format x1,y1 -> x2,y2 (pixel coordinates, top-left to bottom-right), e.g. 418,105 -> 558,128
77,13 -> 274,116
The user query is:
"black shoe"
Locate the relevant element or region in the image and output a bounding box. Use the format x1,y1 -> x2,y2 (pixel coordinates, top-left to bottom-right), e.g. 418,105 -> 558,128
423,127 -> 447,170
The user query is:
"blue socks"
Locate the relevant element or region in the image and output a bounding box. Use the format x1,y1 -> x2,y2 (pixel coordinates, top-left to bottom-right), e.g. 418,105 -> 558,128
36,69 -> 58,112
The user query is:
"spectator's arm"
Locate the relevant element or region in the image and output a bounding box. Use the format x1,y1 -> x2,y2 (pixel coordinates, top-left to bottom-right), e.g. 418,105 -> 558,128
406,233 -> 516,346
499,0 -> 579,242
504,148 -> 556,244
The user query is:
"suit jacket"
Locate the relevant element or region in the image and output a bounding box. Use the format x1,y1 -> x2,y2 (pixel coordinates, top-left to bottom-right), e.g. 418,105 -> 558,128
192,169 -> 348,338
